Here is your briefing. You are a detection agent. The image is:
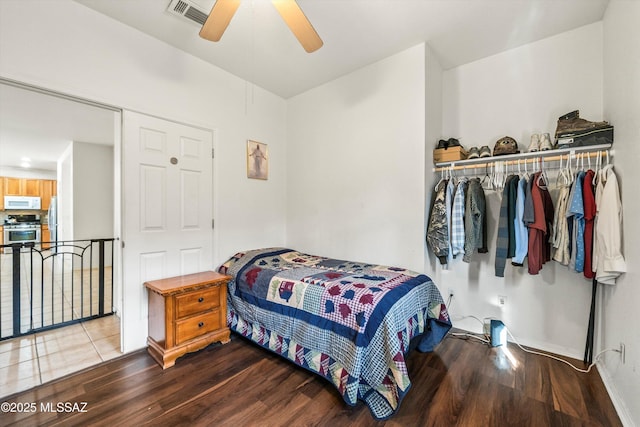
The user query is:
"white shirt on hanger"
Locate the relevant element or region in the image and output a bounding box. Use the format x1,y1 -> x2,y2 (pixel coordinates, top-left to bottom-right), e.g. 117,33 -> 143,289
593,165 -> 627,285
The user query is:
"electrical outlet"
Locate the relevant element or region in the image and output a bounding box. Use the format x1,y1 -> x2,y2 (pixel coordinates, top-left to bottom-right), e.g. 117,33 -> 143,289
620,342 -> 626,364
498,295 -> 507,306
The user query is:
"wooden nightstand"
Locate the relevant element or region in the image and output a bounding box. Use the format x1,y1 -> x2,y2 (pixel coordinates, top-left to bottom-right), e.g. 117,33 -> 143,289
144,271 -> 231,369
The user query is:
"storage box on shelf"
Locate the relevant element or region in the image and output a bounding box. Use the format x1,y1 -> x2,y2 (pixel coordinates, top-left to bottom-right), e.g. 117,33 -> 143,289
433,146 -> 467,163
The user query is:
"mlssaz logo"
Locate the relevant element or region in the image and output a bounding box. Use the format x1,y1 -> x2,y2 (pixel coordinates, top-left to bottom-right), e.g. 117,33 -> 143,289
40,402 -> 89,413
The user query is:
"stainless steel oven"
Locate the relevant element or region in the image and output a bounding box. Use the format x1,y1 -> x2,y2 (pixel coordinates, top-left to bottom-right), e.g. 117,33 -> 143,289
3,214 -> 41,253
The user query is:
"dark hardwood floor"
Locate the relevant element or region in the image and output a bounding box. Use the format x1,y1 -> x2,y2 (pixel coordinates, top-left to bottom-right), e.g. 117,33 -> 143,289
1,332 -> 621,426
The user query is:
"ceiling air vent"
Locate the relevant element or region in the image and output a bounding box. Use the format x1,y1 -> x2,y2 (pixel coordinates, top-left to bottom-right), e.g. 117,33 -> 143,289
166,0 -> 209,26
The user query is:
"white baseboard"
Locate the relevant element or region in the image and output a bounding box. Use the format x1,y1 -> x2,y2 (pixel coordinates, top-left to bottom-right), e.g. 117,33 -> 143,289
596,360 -> 635,427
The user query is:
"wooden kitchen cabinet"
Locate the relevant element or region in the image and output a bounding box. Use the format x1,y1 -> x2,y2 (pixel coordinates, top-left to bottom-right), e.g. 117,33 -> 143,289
3,177 -> 42,197
0,177 -> 56,207
4,177 -> 21,195
41,225 -> 50,250
40,180 -> 57,210
24,179 -> 41,196
144,271 -> 231,369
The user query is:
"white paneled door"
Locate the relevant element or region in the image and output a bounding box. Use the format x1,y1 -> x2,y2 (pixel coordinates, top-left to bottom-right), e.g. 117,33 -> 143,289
121,111 -> 213,352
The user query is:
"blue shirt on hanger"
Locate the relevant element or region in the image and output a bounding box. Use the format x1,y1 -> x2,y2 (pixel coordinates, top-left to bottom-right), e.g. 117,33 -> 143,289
568,171 -> 586,273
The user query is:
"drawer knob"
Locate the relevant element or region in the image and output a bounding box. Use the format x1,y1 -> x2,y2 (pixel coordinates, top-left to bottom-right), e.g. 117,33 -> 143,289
198,297 -> 204,303
198,322 -> 204,328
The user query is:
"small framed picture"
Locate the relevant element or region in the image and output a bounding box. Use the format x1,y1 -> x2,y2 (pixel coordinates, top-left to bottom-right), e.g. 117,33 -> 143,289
247,140 -> 268,180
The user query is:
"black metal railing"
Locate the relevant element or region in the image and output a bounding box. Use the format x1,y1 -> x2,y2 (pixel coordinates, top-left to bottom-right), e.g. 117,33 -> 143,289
0,238 -> 115,340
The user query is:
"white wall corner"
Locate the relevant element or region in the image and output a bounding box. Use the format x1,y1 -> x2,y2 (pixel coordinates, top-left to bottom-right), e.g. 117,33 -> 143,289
424,42 -> 444,276
596,361 -> 634,427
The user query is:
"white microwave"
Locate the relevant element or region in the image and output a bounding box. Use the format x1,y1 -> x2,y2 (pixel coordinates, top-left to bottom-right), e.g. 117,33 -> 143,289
4,196 -> 41,210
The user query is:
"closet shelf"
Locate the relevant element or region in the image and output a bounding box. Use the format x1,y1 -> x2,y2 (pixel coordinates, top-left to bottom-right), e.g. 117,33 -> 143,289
433,143 -> 613,172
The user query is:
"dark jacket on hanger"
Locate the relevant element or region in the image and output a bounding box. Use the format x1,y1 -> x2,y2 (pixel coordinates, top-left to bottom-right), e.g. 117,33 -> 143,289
463,178 -> 488,263
427,179 -> 449,264
495,175 -> 519,276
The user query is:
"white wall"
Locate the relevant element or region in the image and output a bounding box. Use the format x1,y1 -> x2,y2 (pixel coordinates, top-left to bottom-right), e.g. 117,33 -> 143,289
439,23 -> 605,358
601,2 -> 640,425
424,45 -> 443,275
286,44 -> 426,271
72,142 -> 113,241
57,143 -> 73,242
0,0 -> 288,269
55,141 -> 114,268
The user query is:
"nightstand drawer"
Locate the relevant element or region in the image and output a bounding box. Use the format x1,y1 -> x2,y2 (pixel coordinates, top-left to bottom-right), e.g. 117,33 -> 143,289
175,287 -> 220,319
175,310 -> 221,345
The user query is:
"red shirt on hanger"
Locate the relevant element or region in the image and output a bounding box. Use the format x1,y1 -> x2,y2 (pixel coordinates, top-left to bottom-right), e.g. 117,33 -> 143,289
583,169 -> 596,279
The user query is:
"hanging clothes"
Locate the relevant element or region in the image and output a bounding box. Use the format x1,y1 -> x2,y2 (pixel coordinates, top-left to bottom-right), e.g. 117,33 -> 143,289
495,175 -> 519,276
463,178 -> 488,263
593,165 -> 627,285
523,176 -> 535,226
568,171 -> 586,273
552,183 -> 571,265
445,178 -> 455,264
512,176 -> 529,266
427,179 -> 450,265
583,169 -> 596,279
507,175 -> 518,258
450,178 -> 467,258
527,172 -> 554,275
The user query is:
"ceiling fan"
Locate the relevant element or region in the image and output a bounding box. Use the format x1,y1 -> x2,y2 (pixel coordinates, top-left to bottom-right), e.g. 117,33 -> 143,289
199,0 -> 323,53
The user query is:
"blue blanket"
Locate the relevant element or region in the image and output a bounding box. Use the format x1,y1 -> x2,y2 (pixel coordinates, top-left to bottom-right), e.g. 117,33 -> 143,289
219,248 -> 451,419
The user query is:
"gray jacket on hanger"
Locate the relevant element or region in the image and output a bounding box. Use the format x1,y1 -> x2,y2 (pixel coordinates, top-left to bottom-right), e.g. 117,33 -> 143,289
463,178 -> 488,263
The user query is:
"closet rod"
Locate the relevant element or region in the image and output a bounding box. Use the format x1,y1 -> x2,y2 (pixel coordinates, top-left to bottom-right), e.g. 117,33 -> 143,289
433,148 -> 613,173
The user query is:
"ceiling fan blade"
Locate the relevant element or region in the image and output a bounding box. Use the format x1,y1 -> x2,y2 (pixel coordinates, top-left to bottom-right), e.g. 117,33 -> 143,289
271,0 -> 323,53
199,0 -> 241,42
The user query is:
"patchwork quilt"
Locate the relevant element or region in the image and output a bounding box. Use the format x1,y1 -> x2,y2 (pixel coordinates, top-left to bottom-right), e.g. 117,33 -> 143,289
218,248 -> 451,419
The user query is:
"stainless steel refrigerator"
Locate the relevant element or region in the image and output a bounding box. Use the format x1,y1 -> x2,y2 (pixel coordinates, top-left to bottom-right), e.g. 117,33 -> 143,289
47,195 -> 58,252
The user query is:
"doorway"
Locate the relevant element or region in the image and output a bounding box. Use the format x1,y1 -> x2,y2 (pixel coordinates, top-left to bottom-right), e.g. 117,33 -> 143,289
0,79 -> 122,397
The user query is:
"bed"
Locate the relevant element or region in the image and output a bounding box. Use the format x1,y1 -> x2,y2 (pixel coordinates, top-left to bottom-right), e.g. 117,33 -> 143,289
218,248 -> 451,419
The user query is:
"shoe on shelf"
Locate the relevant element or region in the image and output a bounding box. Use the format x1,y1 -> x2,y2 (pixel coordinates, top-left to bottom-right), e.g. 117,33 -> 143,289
437,137 -> 461,149
528,133 -> 540,152
479,146 -> 492,158
555,110 -> 613,147
467,146 -> 480,159
447,138 -> 461,147
539,133 -> 553,150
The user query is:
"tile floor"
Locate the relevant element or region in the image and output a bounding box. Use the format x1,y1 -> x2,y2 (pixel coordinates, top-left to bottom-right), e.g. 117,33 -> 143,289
0,314 -> 121,398
0,244 -> 120,398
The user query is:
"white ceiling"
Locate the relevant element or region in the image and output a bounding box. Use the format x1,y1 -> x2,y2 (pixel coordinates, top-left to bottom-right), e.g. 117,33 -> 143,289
0,83 -> 116,171
0,0 -> 609,172
75,0 -> 609,99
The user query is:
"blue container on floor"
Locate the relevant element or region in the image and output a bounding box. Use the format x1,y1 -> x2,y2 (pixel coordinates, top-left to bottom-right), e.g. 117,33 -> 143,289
490,320 -> 506,347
